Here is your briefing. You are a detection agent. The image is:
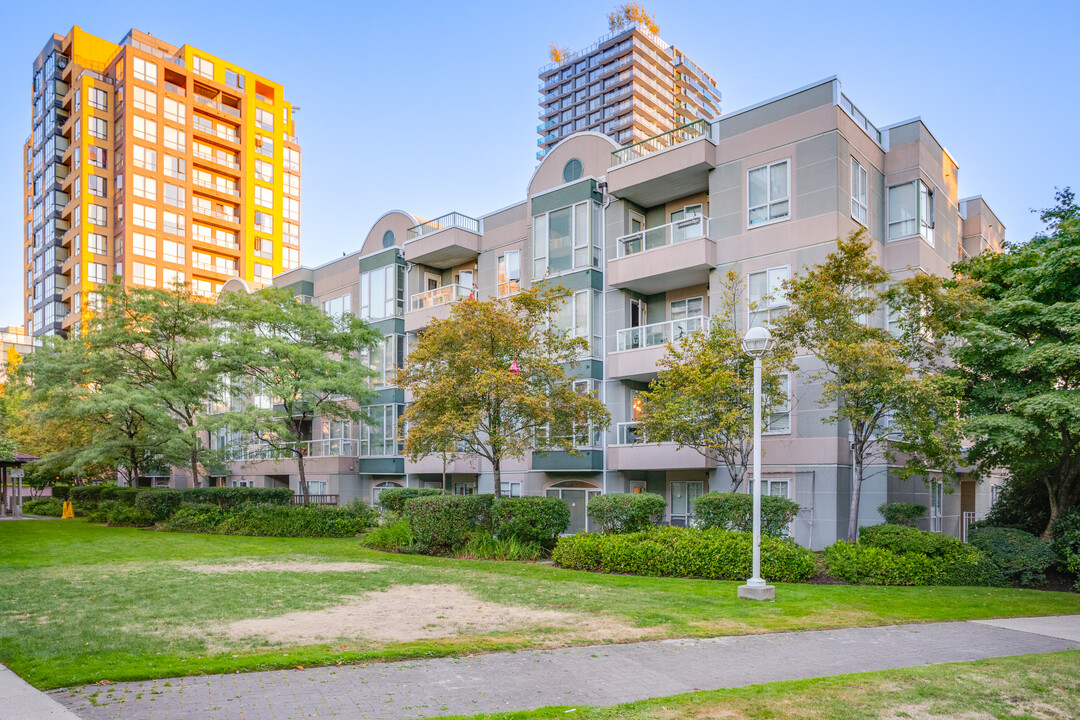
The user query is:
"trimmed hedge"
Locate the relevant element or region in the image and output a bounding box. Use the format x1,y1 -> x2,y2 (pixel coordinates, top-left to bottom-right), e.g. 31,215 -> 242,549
50,485 -> 71,501
877,502 -> 926,527
377,488 -> 447,515
24,498 -> 63,517
858,524 -> 963,558
404,494 -> 495,554
161,501 -> 374,537
161,504 -> 230,534
85,500 -> 155,527
969,526 -> 1057,587
552,526 -> 817,583
174,487 -> 293,508
134,489 -> 184,521
492,496 -> 571,543
692,492 -> 799,536
587,493 -> 666,534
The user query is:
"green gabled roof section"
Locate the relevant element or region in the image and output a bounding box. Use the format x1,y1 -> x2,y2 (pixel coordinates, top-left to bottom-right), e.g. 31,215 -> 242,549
530,179 -> 602,217
357,247 -> 404,274
281,280 -> 314,298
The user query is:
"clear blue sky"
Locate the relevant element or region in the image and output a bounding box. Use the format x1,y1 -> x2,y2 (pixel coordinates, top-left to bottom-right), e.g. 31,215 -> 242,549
3,0 -> 1077,324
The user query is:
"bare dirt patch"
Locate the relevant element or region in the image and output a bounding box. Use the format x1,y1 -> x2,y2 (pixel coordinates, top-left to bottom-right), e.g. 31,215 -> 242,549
216,583 -> 641,645
185,561 -> 385,574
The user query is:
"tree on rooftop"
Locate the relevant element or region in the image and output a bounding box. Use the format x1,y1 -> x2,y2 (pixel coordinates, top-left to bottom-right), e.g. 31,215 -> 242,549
608,3 -> 659,34
399,285 -> 610,499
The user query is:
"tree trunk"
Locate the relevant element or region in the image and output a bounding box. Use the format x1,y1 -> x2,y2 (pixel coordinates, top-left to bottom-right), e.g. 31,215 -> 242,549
189,446 -> 200,489
729,469 -> 745,493
492,457 -> 501,499
1042,472 -> 1080,541
847,452 -> 864,542
297,450 -> 309,502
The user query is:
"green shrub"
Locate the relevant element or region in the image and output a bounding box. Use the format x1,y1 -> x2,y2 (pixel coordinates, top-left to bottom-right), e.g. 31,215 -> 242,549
69,485 -> 104,510
24,498 -> 63,517
692,492 -> 800,536
377,488 -> 446,515
969,526 -> 1057,587
824,535 -> 1006,587
135,489 -> 183,521
215,501 -> 374,538
99,486 -> 141,505
404,494 -> 495,554
552,526 -> 816,583
103,501 -> 155,527
492,496 -> 570,543
360,519 -> 415,552
460,533 -> 544,561
162,504 -> 229,533
177,487 -> 293,508
586,493 -> 666,534
859,524 -> 964,558
50,485 -> 71,501
877,502 -> 926,527
1051,507 -> 1080,590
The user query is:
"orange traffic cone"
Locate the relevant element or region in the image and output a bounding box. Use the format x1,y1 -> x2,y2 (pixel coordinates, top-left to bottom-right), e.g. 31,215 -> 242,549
61,501 -> 74,519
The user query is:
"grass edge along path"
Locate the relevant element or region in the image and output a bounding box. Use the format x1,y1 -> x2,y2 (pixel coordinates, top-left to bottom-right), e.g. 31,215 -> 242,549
3,521 -> 1080,689
422,650 -> 1080,720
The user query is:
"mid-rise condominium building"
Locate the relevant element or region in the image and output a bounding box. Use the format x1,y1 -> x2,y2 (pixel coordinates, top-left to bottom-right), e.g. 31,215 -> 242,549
205,77 -> 1004,549
537,22 -> 721,160
24,26 -> 301,337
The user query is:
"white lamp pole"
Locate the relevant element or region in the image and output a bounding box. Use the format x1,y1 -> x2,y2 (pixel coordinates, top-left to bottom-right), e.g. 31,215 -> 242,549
739,326 -> 775,601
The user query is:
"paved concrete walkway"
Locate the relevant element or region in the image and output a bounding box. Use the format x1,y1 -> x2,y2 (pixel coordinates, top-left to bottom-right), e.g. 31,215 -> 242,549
50,617 -> 1080,720
0,664 -> 80,719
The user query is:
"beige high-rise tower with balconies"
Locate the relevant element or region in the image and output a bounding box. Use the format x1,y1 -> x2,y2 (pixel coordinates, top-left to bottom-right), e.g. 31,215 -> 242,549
537,18 -> 721,160
24,26 -> 301,337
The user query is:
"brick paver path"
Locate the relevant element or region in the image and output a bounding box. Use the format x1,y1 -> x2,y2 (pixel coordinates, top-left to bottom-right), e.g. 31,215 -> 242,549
52,619 -> 1080,719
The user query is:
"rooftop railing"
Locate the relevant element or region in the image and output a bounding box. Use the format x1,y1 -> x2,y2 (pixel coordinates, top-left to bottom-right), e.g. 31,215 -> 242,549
538,22 -> 669,74
611,119 -> 711,166
615,215 -> 709,257
838,93 -> 882,145
409,283 -> 471,311
616,315 -> 709,352
121,36 -> 185,67
406,212 -> 480,240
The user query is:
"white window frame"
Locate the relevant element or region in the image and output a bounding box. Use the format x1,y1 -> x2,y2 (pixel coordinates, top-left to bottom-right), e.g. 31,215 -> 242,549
887,179 -> 935,246
929,480 -> 943,532
851,157 -> 868,226
747,159 -> 790,228
748,265 -> 790,328
497,249 -> 521,297
764,373 -> 792,435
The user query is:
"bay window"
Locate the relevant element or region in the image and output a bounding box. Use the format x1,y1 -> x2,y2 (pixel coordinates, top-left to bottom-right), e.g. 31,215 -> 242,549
888,179 -> 934,245
359,263 -> 405,321
359,404 -> 403,456
532,201 -> 601,278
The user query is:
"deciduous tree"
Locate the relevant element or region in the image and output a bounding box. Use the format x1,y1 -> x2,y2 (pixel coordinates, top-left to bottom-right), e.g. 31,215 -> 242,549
400,285 -> 610,498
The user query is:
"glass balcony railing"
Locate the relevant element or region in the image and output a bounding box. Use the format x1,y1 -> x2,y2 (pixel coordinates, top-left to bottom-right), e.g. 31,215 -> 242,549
616,421 -> 645,445
616,315 -> 708,352
611,119 -> 712,166
230,439 -> 359,461
616,215 -> 708,257
406,212 -> 480,240
409,283 -> 471,311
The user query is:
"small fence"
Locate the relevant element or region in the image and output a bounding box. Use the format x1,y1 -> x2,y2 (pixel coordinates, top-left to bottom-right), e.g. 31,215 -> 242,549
289,494 -> 339,506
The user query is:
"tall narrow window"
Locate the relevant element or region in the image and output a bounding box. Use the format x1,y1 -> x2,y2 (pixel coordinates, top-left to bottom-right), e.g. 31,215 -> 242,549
851,158 -> 868,225
748,267 -> 789,328
497,250 -> 521,296
748,159 -> 790,226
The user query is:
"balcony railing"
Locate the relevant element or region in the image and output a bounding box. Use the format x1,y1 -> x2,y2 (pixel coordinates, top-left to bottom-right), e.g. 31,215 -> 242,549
838,92 -> 882,145
406,212 -> 480,240
410,283 -> 471,311
616,421 -> 645,445
616,315 -> 708,352
192,148 -> 240,170
290,494 -> 340,506
230,438 -> 360,461
611,119 -> 711,166
616,215 -> 709,257
121,36 -> 184,67
193,177 -> 240,196
193,94 -> 241,118
164,81 -> 185,96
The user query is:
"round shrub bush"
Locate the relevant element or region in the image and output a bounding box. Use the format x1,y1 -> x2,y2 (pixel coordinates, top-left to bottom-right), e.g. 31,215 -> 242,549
692,492 -> 799,536
492,496 -> 570,543
552,526 -> 816,583
969,526 -> 1057,587
404,494 -> 495,554
858,524 -> 963,558
135,489 -> 183,521
24,498 -> 63,517
586,493 -> 665,534
378,488 -> 446,515
877,502 -> 926,527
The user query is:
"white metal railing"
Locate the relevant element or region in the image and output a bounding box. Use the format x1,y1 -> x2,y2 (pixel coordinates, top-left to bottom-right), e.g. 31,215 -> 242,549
612,119 -> 711,166
616,215 -> 709,257
962,511 -> 976,542
838,93 -> 882,145
193,94 -> 241,118
616,421 -> 645,445
616,315 -> 708,351
406,212 -> 481,240
230,438 -> 359,461
410,283 -> 471,311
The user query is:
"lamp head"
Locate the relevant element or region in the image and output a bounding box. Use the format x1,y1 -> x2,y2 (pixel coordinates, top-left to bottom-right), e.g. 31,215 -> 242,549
742,326 -> 776,358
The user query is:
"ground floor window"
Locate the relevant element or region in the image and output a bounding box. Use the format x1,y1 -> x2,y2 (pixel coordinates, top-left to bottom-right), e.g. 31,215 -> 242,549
500,481 -> 522,497
372,480 -> 403,507
930,480 -> 943,532
670,480 -> 704,526
546,480 -> 601,534
454,482 -> 476,496
306,480 -> 327,495
628,480 -> 647,494
748,478 -> 790,498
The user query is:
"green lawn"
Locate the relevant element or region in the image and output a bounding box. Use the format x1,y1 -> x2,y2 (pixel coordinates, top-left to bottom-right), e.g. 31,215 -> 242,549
2,520 -> 1079,690
426,650 -> 1080,720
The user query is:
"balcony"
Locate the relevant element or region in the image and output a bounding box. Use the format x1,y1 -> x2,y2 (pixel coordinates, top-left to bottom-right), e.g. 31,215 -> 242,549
608,423 -> 715,471
610,316 -> 708,381
403,212 -> 481,270
405,283 -> 470,332
193,94 -> 241,118
607,120 -> 716,207
608,216 -> 715,295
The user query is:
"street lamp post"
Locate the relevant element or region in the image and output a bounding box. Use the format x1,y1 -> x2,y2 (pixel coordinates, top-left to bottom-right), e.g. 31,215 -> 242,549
738,326 -> 776,601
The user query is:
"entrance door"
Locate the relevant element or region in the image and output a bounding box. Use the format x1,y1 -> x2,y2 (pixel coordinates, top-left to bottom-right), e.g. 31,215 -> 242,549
670,481 -> 704,526
546,484 -> 601,534
628,299 -> 647,349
